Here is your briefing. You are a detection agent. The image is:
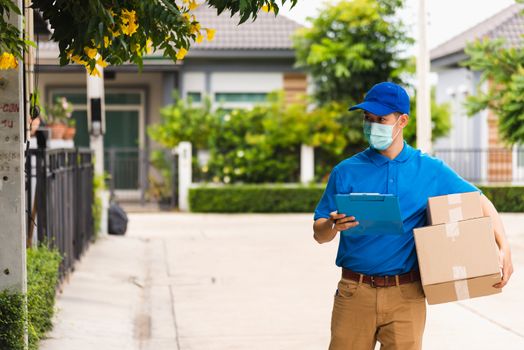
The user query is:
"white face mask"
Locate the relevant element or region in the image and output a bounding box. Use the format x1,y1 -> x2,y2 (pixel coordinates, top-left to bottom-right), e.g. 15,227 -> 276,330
363,117 -> 401,150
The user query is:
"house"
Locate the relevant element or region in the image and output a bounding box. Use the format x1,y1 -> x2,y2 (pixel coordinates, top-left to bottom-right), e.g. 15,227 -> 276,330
430,3 -> 524,184
35,7 -> 306,199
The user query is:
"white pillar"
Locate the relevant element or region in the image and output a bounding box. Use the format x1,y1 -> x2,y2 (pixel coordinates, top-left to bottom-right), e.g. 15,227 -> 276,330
177,142 -> 192,211
416,0 -> 432,154
0,0 -> 28,336
300,144 -> 315,184
87,65 -> 108,236
87,65 -> 105,176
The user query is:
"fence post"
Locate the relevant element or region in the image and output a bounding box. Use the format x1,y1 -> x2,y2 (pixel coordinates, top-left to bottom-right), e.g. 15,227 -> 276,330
175,142 -> 192,211
300,144 -> 315,184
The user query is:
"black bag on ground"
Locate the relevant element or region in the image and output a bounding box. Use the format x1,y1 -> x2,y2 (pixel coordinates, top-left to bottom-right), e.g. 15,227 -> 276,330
108,202 -> 128,235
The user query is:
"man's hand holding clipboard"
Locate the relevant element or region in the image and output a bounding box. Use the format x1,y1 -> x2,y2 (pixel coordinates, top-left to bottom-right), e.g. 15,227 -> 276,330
334,193 -> 404,235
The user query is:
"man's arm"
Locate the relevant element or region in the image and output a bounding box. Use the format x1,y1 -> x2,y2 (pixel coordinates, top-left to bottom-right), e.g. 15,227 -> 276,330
313,212 -> 359,244
480,194 -> 514,288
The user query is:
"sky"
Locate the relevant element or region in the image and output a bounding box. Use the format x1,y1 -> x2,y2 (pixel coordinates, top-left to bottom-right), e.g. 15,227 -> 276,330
279,0 -> 516,50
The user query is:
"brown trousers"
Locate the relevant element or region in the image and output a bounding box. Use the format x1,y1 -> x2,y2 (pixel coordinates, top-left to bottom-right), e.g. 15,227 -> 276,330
329,277 -> 426,350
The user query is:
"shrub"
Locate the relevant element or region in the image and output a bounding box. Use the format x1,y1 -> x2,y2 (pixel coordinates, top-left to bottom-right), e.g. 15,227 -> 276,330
189,184 -> 524,213
0,246 -> 62,350
26,246 -> 62,349
189,184 -> 324,213
478,186 -> 524,212
0,290 -> 26,350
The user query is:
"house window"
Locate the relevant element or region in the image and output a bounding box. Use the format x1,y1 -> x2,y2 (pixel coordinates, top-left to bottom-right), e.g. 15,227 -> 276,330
187,92 -> 202,103
215,93 -> 267,103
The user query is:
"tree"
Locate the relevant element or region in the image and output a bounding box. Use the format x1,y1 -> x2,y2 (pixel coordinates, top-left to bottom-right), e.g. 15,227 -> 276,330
293,0 -> 412,105
0,0 -> 298,74
293,0 -> 450,174
404,89 -> 451,147
462,38 -> 524,145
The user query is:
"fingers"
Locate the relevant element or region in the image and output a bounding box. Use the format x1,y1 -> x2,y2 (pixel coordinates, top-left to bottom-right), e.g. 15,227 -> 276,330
335,220 -> 359,231
329,211 -> 346,220
336,216 -> 356,224
493,260 -> 513,289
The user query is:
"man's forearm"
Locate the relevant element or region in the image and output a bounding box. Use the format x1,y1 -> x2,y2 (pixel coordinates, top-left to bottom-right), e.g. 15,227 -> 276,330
313,218 -> 338,243
480,195 -> 511,251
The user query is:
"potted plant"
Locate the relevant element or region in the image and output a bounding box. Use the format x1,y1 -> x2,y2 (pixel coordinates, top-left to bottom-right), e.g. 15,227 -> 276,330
45,97 -> 73,139
64,118 -> 76,140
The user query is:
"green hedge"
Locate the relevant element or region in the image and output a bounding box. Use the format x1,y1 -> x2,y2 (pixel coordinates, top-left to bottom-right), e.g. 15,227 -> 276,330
189,184 -> 524,213
189,185 -> 324,213
0,246 -> 62,350
0,291 -> 26,350
478,186 -> 524,212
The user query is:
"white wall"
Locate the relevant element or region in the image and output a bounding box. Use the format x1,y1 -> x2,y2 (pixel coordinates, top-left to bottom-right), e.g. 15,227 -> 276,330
434,67 -> 486,150
433,67 -> 488,181
182,72 -> 206,95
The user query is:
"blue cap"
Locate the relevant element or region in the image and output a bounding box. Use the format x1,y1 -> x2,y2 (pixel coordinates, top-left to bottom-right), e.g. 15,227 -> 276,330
349,82 -> 410,116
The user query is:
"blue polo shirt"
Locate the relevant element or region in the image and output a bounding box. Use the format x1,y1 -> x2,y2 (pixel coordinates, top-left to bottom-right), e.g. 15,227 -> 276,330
314,141 -> 481,276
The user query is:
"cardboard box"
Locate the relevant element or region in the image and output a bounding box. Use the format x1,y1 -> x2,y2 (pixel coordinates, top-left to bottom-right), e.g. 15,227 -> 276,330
413,216 -> 501,305
427,191 -> 483,225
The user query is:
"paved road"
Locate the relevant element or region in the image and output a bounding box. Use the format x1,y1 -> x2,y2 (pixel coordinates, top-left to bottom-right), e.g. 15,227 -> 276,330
40,213 -> 524,350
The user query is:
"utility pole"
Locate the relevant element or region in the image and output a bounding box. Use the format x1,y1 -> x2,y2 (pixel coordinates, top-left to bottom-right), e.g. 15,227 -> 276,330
0,0 -> 28,346
416,0 -> 432,153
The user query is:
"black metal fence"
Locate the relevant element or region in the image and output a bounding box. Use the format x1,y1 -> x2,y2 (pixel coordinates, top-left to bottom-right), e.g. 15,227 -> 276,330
26,148 -> 95,278
433,148 -> 524,183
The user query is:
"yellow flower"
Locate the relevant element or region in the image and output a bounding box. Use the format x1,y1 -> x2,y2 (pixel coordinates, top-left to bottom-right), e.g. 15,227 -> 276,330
121,21 -> 139,36
188,0 -> 199,11
88,66 -> 101,77
120,9 -> 139,36
120,9 -> 136,24
110,28 -> 121,37
206,28 -> 216,41
261,4 -> 274,13
96,57 -> 108,68
190,22 -> 201,34
84,47 -> 97,59
176,48 -> 188,60
0,52 -> 18,70
182,12 -> 191,22
195,34 -> 204,43
104,36 -> 111,48
146,38 -> 153,54
71,55 -> 87,65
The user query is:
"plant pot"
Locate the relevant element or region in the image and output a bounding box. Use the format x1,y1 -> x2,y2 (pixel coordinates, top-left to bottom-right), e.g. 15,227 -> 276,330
64,126 -> 76,140
30,117 -> 41,136
49,123 -> 67,139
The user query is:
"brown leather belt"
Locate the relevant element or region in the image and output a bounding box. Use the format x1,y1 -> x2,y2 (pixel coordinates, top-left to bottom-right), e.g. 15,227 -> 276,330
342,268 -> 421,288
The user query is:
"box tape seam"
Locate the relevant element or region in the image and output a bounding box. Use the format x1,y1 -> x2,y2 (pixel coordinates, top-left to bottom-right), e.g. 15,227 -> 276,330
448,207 -> 464,222
445,222 -> 460,241
452,266 -> 470,300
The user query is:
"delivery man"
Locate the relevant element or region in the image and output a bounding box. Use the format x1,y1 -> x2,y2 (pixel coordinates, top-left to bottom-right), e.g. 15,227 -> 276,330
313,82 -> 514,350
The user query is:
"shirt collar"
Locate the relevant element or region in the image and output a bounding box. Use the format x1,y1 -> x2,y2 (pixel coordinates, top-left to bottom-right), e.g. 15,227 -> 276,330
365,140 -> 412,166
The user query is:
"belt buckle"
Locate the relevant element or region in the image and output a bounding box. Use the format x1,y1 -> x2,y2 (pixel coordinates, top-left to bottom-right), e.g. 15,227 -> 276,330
370,276 -> 376,288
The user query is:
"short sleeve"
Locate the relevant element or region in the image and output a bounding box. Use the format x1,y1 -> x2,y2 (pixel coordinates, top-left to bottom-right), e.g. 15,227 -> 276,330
437,159 -> 482,195
314,167 -> 338,220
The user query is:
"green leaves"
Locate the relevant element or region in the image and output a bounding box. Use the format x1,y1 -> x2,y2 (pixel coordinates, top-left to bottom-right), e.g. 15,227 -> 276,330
293,0 -> 412,105
0,0 -> 28,59
462,38 -> 524,145
0,0 -> 300,71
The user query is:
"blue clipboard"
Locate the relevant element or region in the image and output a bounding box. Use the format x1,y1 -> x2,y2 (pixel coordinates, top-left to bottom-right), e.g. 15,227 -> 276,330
335,193 -> 404,235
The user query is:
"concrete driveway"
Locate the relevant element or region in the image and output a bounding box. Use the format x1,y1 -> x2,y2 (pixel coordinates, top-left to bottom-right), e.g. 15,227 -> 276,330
40,213 -> 524,350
